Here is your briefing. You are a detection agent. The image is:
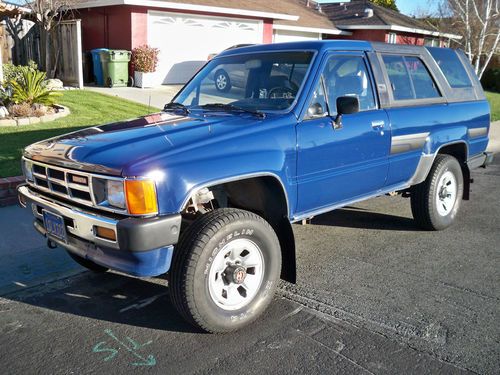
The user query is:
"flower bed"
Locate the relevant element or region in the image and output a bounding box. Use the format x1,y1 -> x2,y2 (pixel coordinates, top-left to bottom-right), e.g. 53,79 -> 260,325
1,61 -> 63,126
0,104 -> 70,126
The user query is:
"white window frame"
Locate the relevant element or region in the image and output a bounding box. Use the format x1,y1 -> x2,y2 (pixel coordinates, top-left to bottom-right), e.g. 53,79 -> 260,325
388,32 -> 397,44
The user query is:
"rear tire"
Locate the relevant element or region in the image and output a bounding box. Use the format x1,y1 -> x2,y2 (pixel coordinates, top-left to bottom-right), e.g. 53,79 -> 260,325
67,251 -> 109,273
411,154 -> 463,230
170,208 -> 281,333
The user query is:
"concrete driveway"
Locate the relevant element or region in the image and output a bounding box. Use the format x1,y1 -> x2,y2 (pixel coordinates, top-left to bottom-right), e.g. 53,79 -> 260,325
85,85 -> 183,110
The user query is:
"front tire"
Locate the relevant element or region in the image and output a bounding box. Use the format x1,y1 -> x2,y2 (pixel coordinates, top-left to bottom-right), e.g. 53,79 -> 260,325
170,208 -> 281,333
411,154 -> 463,230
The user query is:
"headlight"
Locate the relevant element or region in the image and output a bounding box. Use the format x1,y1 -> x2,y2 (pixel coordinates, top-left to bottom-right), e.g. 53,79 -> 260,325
106,180 -> 126,209
23,160 -> 33,181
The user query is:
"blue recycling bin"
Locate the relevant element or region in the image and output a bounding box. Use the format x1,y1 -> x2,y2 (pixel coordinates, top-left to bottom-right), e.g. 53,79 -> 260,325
91,48 -> 108,86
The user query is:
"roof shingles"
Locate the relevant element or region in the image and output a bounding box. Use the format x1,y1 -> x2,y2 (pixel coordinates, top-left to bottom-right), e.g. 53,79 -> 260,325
319,0 -> 432,30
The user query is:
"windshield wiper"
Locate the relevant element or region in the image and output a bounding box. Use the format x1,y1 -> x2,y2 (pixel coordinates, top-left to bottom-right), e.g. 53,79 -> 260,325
198,103 -> 266,119
164,102 -> 190,115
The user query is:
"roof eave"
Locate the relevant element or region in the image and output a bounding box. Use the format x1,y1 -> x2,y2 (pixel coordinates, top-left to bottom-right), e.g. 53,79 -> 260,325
273,24 -> 350,36
71,0 -> 299,21
335,24 -> 462,40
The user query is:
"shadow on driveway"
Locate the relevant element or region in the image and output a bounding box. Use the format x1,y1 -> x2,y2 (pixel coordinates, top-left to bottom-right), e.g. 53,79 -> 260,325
310,206 -> 422,231
3,271 -> 199,334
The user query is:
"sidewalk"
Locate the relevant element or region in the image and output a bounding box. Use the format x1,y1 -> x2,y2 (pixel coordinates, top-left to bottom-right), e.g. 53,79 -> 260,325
487,120 -> 500,153
85,85 -> 183,110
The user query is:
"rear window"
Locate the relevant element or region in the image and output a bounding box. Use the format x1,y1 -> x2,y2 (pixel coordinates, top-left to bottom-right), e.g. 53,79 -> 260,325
382,55 -> 440,100
427,47 -> 472,88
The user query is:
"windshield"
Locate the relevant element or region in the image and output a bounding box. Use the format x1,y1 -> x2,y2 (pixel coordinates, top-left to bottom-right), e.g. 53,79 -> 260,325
174,51 -> 314,112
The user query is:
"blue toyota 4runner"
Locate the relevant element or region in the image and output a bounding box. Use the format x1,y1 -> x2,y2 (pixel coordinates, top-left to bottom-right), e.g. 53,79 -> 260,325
18,41 -> 493,333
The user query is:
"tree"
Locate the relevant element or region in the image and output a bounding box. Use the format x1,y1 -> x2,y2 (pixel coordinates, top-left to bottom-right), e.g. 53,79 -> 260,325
370,0 -> 399,12
420,0 -> 499,79
22,0 -> 75,77
447,0 -> 499,79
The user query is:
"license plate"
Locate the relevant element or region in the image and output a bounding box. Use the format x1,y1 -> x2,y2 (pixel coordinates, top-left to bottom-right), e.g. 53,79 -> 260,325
43,210 -> 67,242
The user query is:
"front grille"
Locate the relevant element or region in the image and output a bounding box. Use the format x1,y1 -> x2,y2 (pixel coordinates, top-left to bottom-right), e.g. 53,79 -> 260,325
28,161 -> 94,206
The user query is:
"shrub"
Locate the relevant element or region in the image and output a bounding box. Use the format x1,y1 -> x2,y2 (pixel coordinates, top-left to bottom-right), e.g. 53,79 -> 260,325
9,102 -> 33,117
481,68 -> 500,93
131,45 -> 159,73
2,60 -> 38,85
10,69 -> 61,106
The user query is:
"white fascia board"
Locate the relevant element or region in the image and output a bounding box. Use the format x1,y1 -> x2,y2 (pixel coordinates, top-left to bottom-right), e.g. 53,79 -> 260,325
336,24 -> 462,40
72,0 -> 299,21
273,23 -> 350,36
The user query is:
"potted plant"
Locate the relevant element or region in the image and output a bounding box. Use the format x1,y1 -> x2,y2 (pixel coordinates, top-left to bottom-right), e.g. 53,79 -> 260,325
131,45 -> 160,88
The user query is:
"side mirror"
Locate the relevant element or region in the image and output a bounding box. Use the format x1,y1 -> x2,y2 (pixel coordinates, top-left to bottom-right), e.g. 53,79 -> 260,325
337,96 -> 359,115
333,96 -> 359,129
307,102 -> 325,118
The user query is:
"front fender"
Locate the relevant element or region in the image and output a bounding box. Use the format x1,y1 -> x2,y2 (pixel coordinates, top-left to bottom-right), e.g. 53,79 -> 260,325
125,116 -> 298,216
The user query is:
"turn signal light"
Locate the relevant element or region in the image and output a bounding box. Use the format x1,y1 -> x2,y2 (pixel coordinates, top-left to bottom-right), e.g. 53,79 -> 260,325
95,226 -> 117,241
125,179 -> 158,215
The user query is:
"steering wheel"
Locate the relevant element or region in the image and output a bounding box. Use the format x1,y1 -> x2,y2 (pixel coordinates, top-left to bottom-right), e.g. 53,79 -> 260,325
268,87 -> 295,100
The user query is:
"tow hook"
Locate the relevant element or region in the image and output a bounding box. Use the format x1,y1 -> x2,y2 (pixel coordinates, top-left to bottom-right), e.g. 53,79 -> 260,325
47,239 -> 58,249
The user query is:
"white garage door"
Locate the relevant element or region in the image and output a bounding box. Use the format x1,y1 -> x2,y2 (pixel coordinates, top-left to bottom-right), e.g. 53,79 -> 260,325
273,30 -> 321,43
148,11 -> 263,85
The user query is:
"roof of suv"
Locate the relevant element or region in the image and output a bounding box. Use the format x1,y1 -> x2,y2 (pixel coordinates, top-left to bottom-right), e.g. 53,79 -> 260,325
217,40 -> 375,57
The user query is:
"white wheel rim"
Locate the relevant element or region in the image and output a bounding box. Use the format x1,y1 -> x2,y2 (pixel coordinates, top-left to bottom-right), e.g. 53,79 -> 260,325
436,170 -> 457,216
216,75 -> 227,90
208,238 -> 264,311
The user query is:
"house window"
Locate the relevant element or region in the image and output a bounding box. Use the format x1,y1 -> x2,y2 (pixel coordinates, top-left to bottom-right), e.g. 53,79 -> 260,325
424,38 -> 439,47
388,32 -> 397,44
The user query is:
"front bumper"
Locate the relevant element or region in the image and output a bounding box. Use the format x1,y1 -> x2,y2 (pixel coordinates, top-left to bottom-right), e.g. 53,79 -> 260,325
18,185 -> 181,277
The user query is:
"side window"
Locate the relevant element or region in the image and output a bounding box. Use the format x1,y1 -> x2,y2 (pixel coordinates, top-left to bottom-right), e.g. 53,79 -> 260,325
323,56 -> 377,113
427,47 -> 472,88
381,55 -> 414,100
382,54 -> 440,100
404,56 -> 440,99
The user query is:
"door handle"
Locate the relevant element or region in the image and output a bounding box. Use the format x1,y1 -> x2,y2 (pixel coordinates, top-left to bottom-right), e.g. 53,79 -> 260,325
371,120 -> 385,130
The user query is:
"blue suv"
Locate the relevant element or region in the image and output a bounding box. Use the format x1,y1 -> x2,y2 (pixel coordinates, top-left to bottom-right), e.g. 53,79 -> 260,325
18,41 -> 493,332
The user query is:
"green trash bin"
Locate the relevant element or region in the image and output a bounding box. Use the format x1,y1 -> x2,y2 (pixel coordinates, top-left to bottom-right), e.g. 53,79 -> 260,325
99,50 -> 131,88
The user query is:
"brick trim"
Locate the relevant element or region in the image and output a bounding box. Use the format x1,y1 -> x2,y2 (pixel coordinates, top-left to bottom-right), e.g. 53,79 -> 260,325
0,175 -> 24,207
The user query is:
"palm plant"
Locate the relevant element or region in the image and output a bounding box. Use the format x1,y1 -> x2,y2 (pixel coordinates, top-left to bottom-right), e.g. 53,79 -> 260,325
10,69 -> 61,106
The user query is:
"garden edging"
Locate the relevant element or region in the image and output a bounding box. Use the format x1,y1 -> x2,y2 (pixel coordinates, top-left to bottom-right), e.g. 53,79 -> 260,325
0,105 -> 70,126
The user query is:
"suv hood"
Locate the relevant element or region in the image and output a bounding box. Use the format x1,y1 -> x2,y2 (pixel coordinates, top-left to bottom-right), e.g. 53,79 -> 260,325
24,112 -> 264,176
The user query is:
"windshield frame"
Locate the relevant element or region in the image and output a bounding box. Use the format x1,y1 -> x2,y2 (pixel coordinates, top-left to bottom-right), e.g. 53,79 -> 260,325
170,49 -> 319,115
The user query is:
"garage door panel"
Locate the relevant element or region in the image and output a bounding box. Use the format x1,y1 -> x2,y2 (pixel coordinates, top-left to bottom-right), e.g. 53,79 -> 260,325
148,11 -> 262,85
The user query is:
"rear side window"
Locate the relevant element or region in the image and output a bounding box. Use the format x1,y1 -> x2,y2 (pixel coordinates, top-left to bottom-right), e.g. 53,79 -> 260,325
404,56 -> 440,99
427,47 -> 472,88
382,55 -> 440,100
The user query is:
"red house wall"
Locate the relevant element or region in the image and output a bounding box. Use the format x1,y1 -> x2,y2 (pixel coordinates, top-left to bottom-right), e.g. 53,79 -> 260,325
77,6 -> 133,51
324,29 -> 386,42
393,31 -> 425,45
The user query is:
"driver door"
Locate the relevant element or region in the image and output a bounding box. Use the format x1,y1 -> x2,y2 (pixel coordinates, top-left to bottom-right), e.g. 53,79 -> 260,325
295,52 -> 391,215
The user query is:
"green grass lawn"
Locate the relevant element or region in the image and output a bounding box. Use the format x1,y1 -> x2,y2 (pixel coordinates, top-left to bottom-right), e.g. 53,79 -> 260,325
0,90 -> 156,177
485,91 -> 500,122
